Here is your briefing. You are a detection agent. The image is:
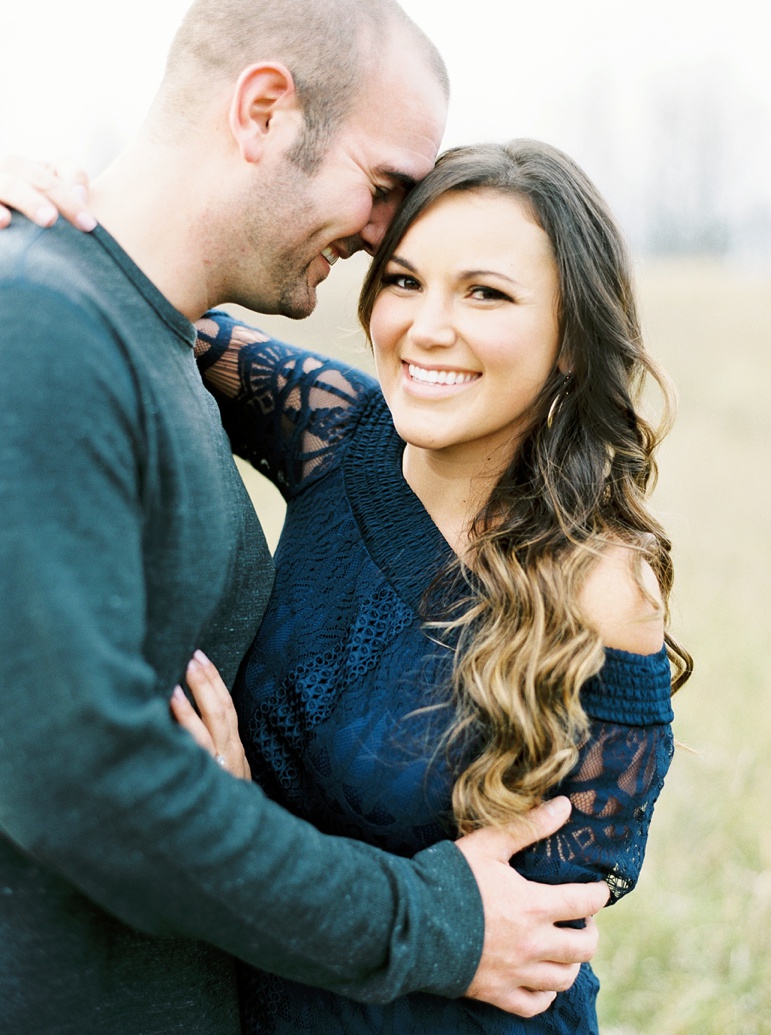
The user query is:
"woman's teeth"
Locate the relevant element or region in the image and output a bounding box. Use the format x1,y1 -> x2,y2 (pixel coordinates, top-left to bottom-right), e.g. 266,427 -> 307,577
408,363 -> 478,385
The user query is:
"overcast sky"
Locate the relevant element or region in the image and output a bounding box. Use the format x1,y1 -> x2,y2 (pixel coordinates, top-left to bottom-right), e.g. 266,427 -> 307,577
2,0 -> 769,258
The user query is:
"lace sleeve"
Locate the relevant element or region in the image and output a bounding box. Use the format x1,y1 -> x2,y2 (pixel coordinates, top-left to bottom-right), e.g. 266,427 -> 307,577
513,719 -> 674,903
195,309 -> 378,499
511,647 -> 675,904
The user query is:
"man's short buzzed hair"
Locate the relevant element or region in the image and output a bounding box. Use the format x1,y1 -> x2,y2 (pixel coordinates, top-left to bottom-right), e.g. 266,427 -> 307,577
159,0 -> 449,172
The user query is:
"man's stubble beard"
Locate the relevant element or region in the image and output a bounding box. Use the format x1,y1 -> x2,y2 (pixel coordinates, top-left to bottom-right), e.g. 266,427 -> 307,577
242,165 -> 323,320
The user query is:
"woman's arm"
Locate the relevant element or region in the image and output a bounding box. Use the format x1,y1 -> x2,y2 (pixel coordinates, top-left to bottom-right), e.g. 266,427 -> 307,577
514,546 -> 674,899
195,310 -> 377,498
512,704 -> 674,901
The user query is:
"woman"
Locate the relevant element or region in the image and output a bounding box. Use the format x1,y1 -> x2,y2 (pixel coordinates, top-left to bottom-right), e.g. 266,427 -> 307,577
172,139 -> 691,1033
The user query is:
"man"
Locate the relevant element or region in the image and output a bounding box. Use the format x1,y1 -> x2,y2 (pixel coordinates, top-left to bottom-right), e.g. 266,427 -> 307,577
0,1 -> 608,1031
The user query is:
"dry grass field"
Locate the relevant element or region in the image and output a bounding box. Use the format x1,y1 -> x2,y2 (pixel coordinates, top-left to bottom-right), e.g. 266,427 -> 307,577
230,256 -> 771,1034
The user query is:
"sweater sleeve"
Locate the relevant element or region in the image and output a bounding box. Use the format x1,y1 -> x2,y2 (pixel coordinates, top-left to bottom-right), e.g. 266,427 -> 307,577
0,283 -> 483,1002
511,646 -> 675,901
196,309 -> 378,499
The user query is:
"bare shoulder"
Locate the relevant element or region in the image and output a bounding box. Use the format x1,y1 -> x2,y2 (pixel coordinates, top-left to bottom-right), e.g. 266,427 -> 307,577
579,544 -> 665,655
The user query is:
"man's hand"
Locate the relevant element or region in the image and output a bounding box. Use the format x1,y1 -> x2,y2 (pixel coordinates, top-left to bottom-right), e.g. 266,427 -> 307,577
0,155 -> 95,231
455,796 -> 609,1018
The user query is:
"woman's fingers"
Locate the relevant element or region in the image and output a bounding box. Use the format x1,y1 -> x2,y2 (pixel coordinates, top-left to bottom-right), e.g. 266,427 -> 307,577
49,156 -> 90,190
0,155 -> 96,231
187,650 -> 240,739
0,164 -> 58,228
176,651 -> 252,781
170,685 -> 216,755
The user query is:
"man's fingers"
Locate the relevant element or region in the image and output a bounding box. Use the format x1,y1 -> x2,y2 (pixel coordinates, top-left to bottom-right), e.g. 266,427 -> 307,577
532,914 -> 600,969
477,959 -> 580,995
468,985 -> 558,1019
544,880 -> 610,924
506,989 -> 557,1020
456,796 -> 572,862
506,796 -> 572,852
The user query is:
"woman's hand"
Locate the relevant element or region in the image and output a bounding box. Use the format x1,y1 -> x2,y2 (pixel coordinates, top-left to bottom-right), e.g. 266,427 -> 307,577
0,155 -> 96,231
170,650 -> 251,781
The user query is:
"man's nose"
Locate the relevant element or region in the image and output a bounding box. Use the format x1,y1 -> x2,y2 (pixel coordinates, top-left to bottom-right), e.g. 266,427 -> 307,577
360,194 -> 403,254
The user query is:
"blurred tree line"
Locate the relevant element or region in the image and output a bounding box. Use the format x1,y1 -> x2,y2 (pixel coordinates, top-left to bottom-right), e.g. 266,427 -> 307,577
556,59 -> 771,265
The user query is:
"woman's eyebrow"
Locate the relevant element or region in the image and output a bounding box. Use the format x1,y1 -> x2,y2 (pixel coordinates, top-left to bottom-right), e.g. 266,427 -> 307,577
386,257 -> 527,292
387,254 -> 418,272
459,268 -> 525,289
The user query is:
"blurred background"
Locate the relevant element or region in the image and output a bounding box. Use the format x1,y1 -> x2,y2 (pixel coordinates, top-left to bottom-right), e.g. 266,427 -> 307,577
3,0 -> 770,267
3,2 -> 769,1031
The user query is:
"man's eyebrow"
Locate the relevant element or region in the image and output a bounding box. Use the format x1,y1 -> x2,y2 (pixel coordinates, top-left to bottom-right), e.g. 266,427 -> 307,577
376,168 -> 418,191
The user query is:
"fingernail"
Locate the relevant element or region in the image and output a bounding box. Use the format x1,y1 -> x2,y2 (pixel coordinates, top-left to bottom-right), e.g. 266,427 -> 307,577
544,795 -> 571,817
36,204 -> 58,227
76,212 -> 97,232
193,649 -> 209,665
172,685 -> 185,701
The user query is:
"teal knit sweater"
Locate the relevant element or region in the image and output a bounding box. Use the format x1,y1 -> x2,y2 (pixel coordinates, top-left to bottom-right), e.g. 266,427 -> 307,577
0,219 -> 483,1034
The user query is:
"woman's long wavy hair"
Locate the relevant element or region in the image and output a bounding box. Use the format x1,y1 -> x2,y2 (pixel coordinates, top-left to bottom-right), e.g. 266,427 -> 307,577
358,139 -> 692,833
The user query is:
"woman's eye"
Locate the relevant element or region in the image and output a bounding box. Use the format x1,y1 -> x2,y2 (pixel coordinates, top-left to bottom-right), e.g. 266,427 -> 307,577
382,273 -> 420,291
470,285 -> 512,302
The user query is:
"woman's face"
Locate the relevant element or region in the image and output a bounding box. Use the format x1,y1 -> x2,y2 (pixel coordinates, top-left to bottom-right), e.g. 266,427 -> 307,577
370,189 -> 563,473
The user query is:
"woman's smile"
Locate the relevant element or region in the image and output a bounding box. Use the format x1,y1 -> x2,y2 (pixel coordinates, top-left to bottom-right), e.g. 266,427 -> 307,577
403,360 -> 480,388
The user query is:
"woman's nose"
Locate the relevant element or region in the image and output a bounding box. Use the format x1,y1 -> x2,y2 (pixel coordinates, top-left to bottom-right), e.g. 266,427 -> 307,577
407,295 -> 456,349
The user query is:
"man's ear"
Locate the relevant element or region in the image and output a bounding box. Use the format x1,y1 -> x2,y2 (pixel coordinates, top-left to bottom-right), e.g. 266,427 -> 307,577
228,63 -> 304,164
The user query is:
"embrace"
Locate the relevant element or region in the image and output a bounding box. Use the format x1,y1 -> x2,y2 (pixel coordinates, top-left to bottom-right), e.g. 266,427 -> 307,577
0,0 -> 690,1033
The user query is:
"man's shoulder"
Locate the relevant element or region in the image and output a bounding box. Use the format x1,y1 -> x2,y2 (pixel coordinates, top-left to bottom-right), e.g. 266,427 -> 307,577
3,218 -> 194,368
1,217 -> 176,380
0,218 -> 121,339
1,216 -> 112,313
0,219 -> 147,415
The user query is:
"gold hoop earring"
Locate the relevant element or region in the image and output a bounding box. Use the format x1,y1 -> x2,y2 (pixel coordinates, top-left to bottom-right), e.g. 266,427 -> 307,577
546,375 -> 573,429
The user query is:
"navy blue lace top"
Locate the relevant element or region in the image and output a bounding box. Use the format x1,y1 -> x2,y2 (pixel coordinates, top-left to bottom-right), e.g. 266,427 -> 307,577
197,310 -> 675,1035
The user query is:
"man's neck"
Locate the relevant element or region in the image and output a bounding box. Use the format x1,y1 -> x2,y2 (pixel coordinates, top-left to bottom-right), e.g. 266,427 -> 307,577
89,142 -> 215,322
